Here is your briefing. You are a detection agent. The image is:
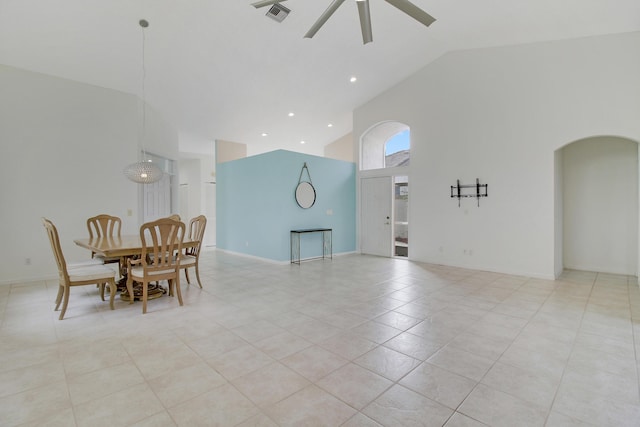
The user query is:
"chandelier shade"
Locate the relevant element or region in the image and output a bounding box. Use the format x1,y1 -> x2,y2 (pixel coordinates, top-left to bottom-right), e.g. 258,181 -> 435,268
123,161 -> 164,184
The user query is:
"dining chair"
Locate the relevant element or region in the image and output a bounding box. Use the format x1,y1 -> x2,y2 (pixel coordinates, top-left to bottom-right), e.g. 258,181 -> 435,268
86,214 -> 122,265
42,218 -> 118,320
147,214 -> 182,288
127,217 -> 185,314
180,215 -> 207,288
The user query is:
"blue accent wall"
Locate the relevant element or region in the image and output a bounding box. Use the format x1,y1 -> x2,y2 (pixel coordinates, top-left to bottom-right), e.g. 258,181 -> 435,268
216,150 -> 356,262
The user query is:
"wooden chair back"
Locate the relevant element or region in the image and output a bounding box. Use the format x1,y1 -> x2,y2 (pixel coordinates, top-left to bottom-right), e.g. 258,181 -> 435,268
42,217 -> 69,282
139,217 -> 185,273
180,215 -> 207,288
87,214 -> 121,239
186,215 -> 207,257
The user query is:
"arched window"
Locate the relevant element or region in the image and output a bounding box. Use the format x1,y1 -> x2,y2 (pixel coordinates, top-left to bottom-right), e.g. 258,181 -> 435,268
385,129 -> 410,168
361,122 -> 410,170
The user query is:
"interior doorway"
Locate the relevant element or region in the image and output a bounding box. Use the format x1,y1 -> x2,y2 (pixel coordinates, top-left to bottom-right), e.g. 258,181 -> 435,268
394,176 -> 409,257
178,154 -> 216,247
556,136 -> 638,276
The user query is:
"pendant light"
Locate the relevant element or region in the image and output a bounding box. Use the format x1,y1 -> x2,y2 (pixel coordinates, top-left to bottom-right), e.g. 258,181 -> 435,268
123,19 -> 164,184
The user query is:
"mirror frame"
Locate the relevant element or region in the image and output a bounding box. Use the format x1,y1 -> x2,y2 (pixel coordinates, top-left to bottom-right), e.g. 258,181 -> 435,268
295,181 -> 316,209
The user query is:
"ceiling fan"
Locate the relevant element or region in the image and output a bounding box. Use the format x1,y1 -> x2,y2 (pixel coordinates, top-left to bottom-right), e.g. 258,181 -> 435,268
252,0 -> 436,44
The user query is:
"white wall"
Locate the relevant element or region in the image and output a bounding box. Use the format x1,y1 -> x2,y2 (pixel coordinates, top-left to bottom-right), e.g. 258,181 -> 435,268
354,32 -> 640,279
554,149 -> 564,277
0,65 -> 179,284
562,137 -> 638,275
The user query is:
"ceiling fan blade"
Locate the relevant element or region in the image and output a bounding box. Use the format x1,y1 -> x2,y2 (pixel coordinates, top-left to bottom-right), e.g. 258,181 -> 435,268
304,0 -> 347,39
356,0 -> 373,44
251,0 -> 286,9
384,0 -> 436,27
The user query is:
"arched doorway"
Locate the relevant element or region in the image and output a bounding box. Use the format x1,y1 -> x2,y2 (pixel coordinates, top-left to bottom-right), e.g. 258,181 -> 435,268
555,136 -> 639,277
359,121 -> 411,258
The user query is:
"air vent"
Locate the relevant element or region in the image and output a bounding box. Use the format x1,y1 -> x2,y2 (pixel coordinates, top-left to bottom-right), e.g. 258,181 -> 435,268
266,3 -> 290,22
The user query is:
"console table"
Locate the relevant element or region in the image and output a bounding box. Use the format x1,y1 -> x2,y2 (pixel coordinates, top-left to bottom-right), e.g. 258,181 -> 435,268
290,228 -> 332,264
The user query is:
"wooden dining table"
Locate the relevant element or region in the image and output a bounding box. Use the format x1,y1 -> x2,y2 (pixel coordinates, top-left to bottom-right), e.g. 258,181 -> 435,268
74,235 -> 197,259
74,235 -> 197,301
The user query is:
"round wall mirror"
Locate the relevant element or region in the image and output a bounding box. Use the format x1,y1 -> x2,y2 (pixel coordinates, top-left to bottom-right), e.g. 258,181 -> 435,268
295,181 -> 316,209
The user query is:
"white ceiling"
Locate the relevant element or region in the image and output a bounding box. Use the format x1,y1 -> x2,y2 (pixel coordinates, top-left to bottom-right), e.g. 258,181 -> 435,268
1,0 -> 639,156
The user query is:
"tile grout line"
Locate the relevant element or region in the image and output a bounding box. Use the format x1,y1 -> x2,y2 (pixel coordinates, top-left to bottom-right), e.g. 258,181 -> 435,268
542,271 -> 597,425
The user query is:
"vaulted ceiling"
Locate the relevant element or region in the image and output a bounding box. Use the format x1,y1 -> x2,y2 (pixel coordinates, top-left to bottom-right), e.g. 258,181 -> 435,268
1,0 -> 638,155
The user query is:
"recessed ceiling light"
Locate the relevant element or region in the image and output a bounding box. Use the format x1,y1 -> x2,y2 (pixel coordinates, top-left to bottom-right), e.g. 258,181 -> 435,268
350,76 -> 357,83
288,112 -> 295,117
261,133 -> 268,137
300,140 -> 306,144
327,123 -> 333,128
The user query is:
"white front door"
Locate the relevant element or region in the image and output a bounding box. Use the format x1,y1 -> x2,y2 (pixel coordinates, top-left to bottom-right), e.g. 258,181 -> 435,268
361,176 -> 392,257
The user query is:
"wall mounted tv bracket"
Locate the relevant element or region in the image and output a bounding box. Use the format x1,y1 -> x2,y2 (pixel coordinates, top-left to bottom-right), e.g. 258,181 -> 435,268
450,178 -> 488,207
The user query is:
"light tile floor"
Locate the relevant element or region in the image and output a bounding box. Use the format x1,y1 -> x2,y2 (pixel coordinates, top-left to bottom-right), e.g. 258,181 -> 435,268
1,250 -> 640,426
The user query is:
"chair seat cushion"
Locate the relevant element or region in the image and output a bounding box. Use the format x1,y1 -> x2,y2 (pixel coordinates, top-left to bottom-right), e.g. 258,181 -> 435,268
68,265 -> 116,282
130,265 -> 178,279
180,255 -> 197,266
68,259 -> 104,269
